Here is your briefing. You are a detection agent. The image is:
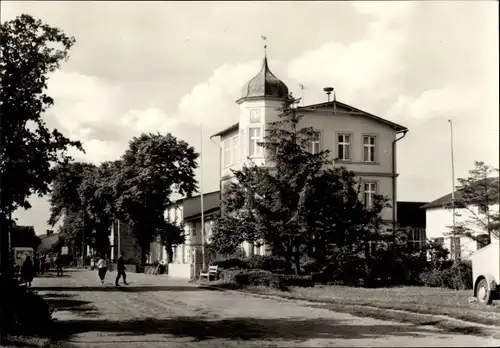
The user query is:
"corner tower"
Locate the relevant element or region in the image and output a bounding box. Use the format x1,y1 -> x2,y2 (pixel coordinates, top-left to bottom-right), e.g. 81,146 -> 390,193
236,52 -> 290,164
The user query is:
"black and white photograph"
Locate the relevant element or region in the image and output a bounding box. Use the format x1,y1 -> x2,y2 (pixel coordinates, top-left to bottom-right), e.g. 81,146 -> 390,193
1,1 -> 499,347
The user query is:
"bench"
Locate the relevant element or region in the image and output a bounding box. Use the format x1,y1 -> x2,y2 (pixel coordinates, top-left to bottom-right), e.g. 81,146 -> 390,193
199,265 -> 219,281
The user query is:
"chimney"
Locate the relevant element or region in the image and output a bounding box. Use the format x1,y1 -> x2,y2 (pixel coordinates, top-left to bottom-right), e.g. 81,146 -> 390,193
46,229 -> 54,236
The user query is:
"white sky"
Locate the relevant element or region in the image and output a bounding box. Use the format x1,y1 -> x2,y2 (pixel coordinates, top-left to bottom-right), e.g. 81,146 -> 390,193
2,1 -> 498,235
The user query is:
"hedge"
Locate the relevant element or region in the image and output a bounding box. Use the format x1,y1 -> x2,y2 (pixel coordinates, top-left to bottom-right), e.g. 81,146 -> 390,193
419,261 -> 473,290
219,268 -> 314,291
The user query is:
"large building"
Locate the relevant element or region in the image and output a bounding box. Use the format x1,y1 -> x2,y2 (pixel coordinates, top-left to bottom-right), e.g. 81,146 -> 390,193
210,53 -> 408,256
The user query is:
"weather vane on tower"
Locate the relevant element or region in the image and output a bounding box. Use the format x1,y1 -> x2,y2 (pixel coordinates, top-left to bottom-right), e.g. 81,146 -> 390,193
261,35 -> 267,56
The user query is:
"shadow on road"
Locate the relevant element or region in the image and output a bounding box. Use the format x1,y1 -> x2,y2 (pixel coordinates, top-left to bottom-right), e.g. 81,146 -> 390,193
51,316 -> 449,342
35,274 -> 71,278
32,286 -> 202,293
42,292 -> 99,318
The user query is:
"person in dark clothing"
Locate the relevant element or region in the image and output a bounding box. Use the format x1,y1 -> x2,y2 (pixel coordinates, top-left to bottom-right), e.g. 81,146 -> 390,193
40,253 -> 45,275
115,252 -> 128,286
55,253 -> 63,277
21,256 -> 35,287
33,254 -> 40,276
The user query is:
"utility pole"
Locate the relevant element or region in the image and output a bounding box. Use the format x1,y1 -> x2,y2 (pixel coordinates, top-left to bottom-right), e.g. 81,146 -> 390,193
200,124 -> 206,271
449,119 -> 457,260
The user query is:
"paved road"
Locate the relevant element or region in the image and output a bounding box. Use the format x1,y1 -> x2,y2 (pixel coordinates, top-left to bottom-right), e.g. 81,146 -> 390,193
32,269 -> 499,348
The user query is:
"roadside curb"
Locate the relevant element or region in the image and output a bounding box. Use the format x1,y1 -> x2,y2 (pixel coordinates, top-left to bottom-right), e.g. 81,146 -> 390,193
198,283 -> 500,337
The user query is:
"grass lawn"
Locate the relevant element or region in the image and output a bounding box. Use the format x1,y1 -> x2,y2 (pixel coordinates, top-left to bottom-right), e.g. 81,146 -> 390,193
201,279 -> 500,332
247,285 -> 500,327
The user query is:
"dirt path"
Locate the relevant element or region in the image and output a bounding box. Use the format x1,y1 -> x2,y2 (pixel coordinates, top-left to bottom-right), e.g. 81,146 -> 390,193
32,269 -> 500,347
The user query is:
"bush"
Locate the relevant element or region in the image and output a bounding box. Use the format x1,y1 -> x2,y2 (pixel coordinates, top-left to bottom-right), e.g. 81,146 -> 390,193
279,274 -> 314,288
212,258 -> 249,269
0,273 -> 54,337
219,268 -> 314,291
419,261 -> 472,290
247,255 -> 289,273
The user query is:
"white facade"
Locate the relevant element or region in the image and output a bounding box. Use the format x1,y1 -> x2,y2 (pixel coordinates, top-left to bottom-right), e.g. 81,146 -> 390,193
425,204 -> 499,260
219,105 -> 403,224
159,201 -> 222,279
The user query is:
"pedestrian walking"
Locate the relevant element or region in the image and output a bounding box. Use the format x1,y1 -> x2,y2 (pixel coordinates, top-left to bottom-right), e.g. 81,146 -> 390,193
21,255 -> 35,287
115,251 -> 128,286
97,255 -> 108,284
40,253 -> 45,274
45,254 -> 51,272
55,253 -> 63,277
33,254 -> 40,276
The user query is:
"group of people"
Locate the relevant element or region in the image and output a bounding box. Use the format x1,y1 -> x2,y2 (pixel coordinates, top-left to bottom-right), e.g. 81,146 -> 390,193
96,251 -> 128,286
20,253 -> 63,287
38,253 -> 63,276
18,251 -> 129,288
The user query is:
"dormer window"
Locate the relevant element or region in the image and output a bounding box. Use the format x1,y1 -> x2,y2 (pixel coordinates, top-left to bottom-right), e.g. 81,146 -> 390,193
250,109 -> 261,123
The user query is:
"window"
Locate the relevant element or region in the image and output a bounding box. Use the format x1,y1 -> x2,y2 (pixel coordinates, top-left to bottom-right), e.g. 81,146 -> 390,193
363,136 -> 376,162
223,140 -> 231,167
364,182 -> 377,208
407,228 -> 426,252
232,136 -> 239,164
450,236 -> 461,260
250,109 -> 261,123
337,134 -> 351,160
249,127 -> 262,156
307,132 -> 321,154
191,222 -> 196,236
240,130 -> 245,160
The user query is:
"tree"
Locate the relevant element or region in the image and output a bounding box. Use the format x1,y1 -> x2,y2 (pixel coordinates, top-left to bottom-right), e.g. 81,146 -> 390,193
48,162 -> 96,226
445,161 -> 499,247
113,133 -> 198,264
48,162 -> 96,257
210,97 -> 388,274
1,14 -> 83,272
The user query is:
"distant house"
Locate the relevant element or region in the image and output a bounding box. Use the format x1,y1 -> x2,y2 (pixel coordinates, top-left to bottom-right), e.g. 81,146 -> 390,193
37,230 -> 62,255
421,178 -> 499,260
161,191 -> 223,279
109,220 -> 141,263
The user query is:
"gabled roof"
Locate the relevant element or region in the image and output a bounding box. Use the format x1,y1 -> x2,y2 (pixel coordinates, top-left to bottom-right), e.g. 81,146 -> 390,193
297,100 -> 407,131
421,177 -> 499,209
169,190 -> 221,221
210,99 -> 407,138
210,123 -> 239,138
37,233 -> 62,254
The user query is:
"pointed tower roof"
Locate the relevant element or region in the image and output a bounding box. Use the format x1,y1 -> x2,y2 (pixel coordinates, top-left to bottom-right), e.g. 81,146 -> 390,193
236,54 -> 289,104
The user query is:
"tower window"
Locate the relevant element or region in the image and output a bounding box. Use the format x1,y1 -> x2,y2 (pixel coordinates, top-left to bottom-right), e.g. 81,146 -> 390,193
249,127 -> 263,156
250,109 -> 261,123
